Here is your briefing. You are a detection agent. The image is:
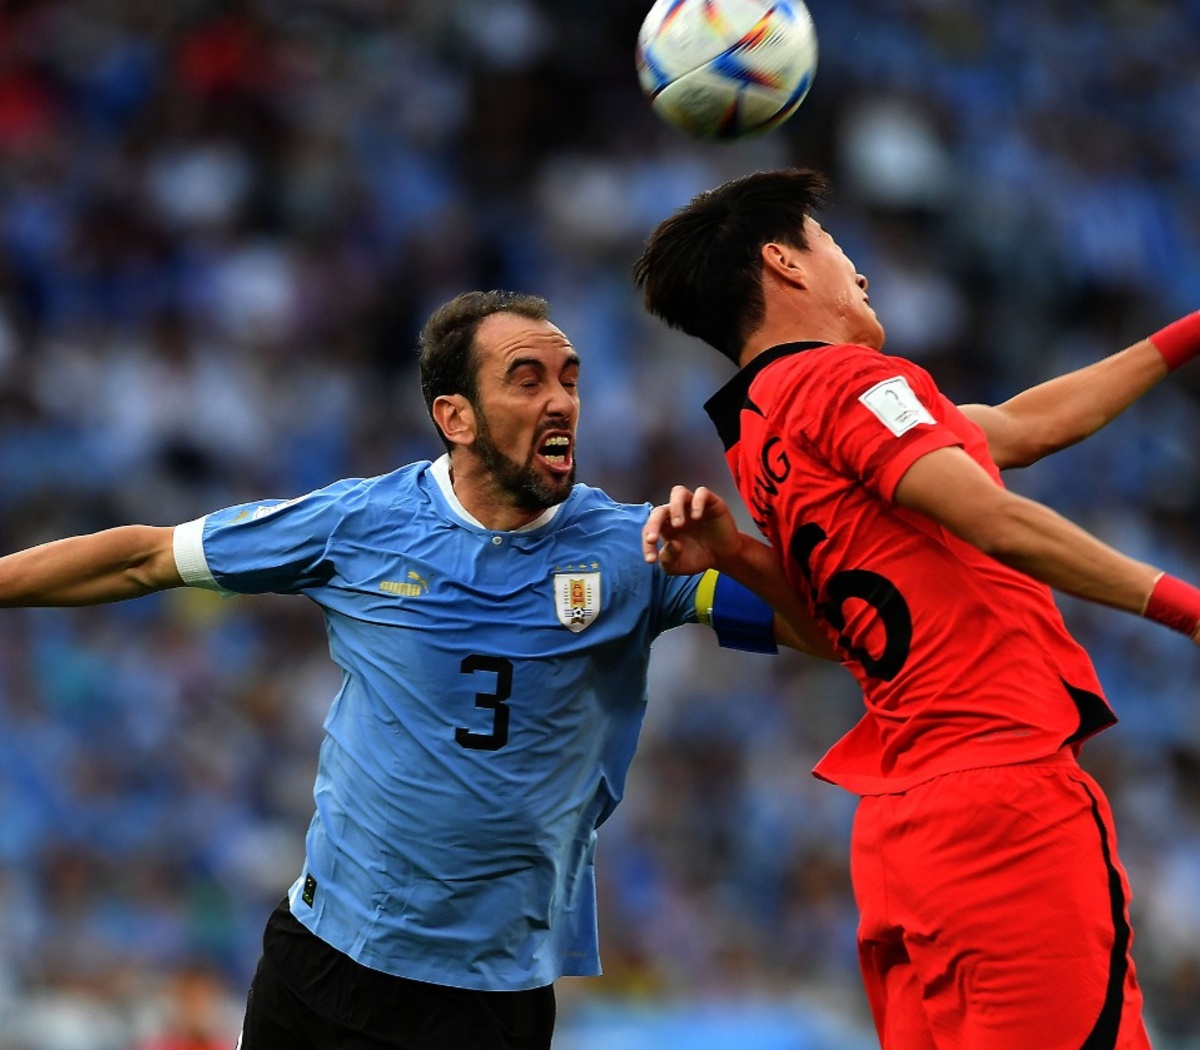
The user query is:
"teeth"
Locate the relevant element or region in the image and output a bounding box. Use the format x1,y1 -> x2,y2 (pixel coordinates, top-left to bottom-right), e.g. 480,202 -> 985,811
541,435 -> 569,464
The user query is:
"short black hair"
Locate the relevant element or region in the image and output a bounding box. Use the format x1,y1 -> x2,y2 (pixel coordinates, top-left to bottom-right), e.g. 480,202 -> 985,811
417,290 -> 550,451
633,168 -> 829,363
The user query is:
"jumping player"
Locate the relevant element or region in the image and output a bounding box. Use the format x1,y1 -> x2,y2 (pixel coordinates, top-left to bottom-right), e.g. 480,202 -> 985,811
634,167 -> 1200,1049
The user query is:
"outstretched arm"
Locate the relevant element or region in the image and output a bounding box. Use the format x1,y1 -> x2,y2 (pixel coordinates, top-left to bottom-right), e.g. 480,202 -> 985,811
961,311 -> 1200,470
0,526 -> 182,607
894,447 -> 1200,644
643,485 -> 837,659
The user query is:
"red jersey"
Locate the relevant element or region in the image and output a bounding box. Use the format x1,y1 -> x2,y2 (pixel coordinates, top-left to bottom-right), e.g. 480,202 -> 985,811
705,342 -> 1115,795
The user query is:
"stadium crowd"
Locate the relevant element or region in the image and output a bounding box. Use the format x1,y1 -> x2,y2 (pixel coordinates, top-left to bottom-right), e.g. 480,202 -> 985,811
0,0 -> 1198,1046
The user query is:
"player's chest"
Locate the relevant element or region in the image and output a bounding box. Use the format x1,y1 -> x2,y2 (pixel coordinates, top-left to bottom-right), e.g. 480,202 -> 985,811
319,533 -> 645,645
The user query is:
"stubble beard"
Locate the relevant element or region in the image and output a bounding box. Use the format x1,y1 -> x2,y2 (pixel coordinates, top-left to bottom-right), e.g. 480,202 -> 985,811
474,413 -> 576,512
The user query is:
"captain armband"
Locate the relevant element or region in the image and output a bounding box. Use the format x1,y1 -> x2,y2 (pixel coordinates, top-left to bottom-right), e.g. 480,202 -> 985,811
1142,573 -> 1200,640
696,569 -> 778,654
1149,311 -> 1200,372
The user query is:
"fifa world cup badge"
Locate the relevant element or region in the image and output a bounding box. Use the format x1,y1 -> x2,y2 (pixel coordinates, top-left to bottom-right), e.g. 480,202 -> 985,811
554,571 -> 602,632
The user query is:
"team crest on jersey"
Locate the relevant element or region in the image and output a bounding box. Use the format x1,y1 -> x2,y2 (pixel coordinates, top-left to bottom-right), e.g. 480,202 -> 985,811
554,570 -> 602,632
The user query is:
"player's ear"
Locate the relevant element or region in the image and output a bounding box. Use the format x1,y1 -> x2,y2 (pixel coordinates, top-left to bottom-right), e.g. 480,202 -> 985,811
762,241 -> 808,289
433,394 -> 477,448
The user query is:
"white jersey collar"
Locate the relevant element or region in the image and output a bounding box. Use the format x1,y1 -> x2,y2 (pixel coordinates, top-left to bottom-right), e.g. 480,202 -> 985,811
430,454 -> 562,532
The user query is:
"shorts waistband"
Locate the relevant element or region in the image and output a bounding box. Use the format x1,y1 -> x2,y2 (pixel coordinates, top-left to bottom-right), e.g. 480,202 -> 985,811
1006,747 -> 1079,769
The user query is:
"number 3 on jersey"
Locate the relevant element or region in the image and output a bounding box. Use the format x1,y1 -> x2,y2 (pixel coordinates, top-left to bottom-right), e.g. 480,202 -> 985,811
455,654 -> 513,751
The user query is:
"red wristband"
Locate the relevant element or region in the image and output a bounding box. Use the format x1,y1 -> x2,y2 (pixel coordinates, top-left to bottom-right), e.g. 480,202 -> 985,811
1143,573 -> 1200,638
1149,311 -> 1200,371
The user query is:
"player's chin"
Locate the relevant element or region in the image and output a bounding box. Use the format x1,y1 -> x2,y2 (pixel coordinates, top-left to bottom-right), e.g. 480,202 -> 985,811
537,467 -> 576,505
544,471 -> 575,501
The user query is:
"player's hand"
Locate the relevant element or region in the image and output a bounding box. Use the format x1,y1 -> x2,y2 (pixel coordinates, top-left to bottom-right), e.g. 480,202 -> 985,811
642,485 -> 740,576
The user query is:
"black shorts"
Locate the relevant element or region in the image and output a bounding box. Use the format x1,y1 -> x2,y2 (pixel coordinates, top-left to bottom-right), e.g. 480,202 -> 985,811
238,899 -> 557,1050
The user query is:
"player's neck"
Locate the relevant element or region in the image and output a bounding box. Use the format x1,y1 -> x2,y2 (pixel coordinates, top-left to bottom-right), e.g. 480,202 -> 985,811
740,287 -> 885,367
740,315 -> 883,366
447,460 -> 548,532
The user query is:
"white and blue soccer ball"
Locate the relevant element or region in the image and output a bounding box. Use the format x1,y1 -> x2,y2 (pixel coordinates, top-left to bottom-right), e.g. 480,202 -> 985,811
636,0 -> 818,140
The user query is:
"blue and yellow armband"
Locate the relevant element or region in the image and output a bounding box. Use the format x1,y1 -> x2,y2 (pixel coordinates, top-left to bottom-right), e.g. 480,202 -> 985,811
695,570 -> 778,654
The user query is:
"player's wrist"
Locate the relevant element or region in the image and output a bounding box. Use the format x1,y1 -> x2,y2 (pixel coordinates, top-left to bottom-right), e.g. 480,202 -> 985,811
726,530 -> 758,569
1148,311 -> 1200,371
706,530 -> 750,574
1142,572 -> 1200,639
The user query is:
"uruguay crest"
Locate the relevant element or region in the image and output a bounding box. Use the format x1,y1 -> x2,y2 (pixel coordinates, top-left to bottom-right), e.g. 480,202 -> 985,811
554,571 -> 602,632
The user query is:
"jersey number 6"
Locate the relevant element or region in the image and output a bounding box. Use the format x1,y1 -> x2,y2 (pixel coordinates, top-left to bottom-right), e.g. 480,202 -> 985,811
790,523 -> 913,681
455,654 -> 513,751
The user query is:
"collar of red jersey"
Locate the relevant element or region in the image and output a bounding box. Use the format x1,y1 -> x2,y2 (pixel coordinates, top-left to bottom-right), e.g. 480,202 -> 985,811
703,341 -> 828,451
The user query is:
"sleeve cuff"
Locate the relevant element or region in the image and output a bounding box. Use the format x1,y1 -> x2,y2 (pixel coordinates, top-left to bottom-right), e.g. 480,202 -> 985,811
172,517 -> 226,592
875,430 -> 963,502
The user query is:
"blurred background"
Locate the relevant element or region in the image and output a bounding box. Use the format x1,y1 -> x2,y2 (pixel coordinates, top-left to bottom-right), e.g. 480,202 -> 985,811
0,0 -> 1198,1046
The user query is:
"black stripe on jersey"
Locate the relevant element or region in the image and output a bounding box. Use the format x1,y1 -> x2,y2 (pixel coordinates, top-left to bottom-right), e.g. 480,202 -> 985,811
1061,678 -> 1118,746
704,342 -> 827,452
1078,781 -> 1132,1050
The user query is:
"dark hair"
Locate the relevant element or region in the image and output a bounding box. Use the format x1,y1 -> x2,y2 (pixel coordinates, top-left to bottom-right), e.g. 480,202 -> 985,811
417,290 -> 551,451
632,168 -> 829,363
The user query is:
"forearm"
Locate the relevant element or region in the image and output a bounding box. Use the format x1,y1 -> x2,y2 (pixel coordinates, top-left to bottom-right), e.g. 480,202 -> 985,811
0,526 -> 183,606
894,446 -> 1184,629
641,484 -> 837,658
961,494 -> 1160,615
715,533 -> 837,659
966,311 -> 1200,470
958,497 -> 1199,641
1009,340 -> 1163,457
966,341 -> 1165,469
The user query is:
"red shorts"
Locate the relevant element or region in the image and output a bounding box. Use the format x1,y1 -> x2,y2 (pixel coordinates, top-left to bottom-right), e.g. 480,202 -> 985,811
851,753 -> 1151,1050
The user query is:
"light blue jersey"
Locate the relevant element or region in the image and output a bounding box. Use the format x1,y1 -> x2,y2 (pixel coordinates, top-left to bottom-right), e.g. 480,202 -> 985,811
172,456 -> 709,991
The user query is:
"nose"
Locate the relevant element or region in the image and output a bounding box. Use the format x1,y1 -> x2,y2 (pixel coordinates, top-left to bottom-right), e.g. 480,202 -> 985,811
547,381 -> 577,419
857,273 -> 869,292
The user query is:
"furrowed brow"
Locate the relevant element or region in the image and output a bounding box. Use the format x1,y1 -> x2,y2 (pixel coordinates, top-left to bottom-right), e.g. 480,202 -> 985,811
505,352 -> 581,376
506,356 -> 547,376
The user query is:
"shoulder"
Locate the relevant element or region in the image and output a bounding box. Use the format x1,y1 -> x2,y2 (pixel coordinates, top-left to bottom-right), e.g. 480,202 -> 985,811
819,344 -> 928,385
324,462 -> 431,507
555,486 -> 656,561
563,484 -> 651,527
786,346 -> 943,414
256,462 -> 432,532
747,342 -> 902,402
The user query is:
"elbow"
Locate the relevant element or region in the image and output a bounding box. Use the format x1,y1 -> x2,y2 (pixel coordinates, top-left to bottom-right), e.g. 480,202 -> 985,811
993,441 -> 1042,471
122,527 -> 182,593
1002,418 -> 1096,470
994,431 -> 1064,471
969,528 -> 1023,562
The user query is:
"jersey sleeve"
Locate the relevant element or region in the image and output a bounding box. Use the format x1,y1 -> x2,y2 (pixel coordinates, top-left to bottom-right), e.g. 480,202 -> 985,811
653,567 -> 777,652
173,479 -> 363,595
790,348 -> 962,502
696,570 -> 778,654
653,562 -> 703,632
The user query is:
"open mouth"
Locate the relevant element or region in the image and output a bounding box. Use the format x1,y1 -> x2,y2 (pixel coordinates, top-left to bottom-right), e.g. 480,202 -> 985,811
537,433 -> 573,474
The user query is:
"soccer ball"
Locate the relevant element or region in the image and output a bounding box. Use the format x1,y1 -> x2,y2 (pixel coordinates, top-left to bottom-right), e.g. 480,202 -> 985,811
636,0 -> 818,140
